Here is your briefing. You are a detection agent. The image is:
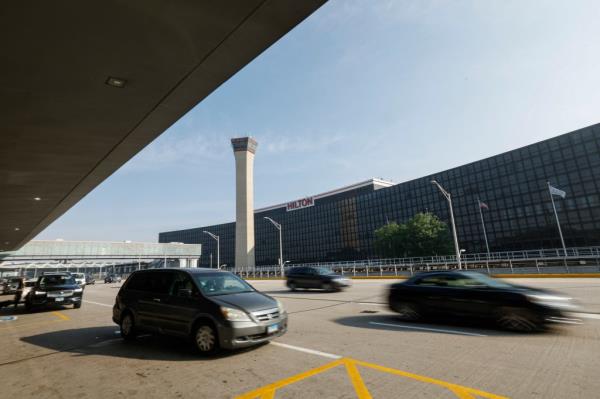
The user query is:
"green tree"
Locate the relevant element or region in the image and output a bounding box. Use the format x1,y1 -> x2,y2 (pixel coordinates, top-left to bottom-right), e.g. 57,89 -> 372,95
374,222 -> 406,258
373,212 -> 453,258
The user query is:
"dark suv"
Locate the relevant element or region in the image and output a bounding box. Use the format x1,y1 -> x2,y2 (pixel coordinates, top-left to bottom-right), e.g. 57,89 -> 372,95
285,267 -> 352,291
113,268 -> 287,354
25,273 -> 83,311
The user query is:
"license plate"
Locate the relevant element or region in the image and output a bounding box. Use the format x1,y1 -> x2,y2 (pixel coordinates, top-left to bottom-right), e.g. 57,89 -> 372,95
267,324 -> 279,334
54,297 -> 64,302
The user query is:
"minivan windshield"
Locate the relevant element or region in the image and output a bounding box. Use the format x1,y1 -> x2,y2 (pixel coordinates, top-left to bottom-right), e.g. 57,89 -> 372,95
193,273 -> 254,296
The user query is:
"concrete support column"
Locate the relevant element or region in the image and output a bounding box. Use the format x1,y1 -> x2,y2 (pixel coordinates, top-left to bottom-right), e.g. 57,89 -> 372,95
231,137 -> 257,272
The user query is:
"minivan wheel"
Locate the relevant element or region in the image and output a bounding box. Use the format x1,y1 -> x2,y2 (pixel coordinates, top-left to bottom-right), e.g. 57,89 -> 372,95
288,281 -> 297,291
322,282 -> 334,292
120,313 -> 137,340
194,324 -> 218,354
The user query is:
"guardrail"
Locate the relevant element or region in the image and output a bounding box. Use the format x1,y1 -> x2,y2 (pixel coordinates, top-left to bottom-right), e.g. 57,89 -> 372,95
230,246 -> 600,278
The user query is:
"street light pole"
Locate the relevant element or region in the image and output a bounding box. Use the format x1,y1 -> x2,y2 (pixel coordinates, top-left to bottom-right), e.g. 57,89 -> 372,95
431,180 -> 462,270
264,217 -> 284,277
203,231 -> 220,269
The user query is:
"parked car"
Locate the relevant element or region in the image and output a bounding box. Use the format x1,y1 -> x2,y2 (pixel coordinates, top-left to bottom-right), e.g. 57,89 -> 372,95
104,275 -> 122,284
25,273 -> 83,311
6,278 -> 22,294
388,271 -> 579,331
71,273 -> 86,287
0,279 -> 8,295
85,275 -> 96,285
112,268 -> 287,354
285,267 -> 352,291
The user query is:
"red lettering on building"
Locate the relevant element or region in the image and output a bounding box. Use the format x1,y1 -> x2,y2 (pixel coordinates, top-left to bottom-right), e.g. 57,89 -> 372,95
286,196 -> 315,212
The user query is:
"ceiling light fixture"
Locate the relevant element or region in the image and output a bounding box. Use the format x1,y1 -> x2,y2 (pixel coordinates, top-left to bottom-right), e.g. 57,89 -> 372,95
105,76 -> 127,88
34,197 -> 41,201
14,227 -> 20,231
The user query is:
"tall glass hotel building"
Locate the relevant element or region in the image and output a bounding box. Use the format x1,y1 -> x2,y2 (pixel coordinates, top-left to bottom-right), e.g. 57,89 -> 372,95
159,124 -> 600,267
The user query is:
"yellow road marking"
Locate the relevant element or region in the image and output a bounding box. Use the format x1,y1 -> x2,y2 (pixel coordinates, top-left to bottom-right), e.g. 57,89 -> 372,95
450,387 -> 478,399
51,311 -> 70,321
352,359 -> 508,399
235,357 -> 509,399
235,358 -> 345,399
259,390 -> 275,399
344,359 -> 372,399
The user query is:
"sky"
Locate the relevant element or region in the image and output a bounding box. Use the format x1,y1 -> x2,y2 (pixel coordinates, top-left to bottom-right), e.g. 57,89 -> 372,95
37,0 -> 600,243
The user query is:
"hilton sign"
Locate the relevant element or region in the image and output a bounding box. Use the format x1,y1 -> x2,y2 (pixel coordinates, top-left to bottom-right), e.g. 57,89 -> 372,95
286,197 -> 315,212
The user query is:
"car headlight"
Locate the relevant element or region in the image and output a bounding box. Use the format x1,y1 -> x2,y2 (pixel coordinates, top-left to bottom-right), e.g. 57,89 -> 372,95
526,294 -> 576,309
35,290 -> 46,295
220,306 -> 251,322
74,288 -> 83,293
276,299 -> 286,314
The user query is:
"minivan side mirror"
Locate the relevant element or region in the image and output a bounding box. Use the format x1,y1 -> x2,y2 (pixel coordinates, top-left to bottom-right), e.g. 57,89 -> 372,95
178,288 -> 192,298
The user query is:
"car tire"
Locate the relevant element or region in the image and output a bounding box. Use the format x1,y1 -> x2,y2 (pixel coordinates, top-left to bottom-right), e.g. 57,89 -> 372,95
73,302 -> 81,309
288,281 -> 297,291
496,307 -> 539,332
120,312 -> 137,340
390,301 -> 421,321
25,300 -> 33,312
322,282 -> 334,292
193,322 -> 219,355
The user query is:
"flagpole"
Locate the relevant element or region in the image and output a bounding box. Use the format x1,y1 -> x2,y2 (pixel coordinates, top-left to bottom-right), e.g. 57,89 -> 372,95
477,199 -> 490,257
548,181 -> 567,256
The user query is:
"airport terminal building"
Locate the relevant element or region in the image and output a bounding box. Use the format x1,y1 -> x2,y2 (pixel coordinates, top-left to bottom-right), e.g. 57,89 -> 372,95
159,123 -> 600,267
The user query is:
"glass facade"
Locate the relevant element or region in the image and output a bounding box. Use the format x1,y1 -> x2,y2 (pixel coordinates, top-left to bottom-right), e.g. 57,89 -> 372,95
159,124 -> 600,267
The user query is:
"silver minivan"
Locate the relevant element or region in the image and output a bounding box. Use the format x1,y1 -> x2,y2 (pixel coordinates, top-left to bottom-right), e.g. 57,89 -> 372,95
113,268 -> 287,354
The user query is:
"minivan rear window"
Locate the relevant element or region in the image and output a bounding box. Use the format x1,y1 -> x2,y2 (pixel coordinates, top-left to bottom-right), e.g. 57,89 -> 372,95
126,272 -> 174,294
193,273 -> 254,296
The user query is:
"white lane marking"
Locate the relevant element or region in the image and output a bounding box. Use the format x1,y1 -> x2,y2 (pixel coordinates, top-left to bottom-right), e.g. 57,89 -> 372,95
572,312 -> 600,320
369,321 -> 487,337
356,302 -> 387,306
89,338 -> 122,348
270,342 -> 342,359
83,300 -> 112,308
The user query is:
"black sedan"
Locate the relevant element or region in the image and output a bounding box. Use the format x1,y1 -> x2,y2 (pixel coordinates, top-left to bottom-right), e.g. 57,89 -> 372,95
285,267 -> 352,291
25,273 -> 83,311
388,271 -> 578,331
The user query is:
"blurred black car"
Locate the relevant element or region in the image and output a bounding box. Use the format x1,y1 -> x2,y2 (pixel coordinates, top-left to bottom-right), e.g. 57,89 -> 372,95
25,273 -> 83,311
104,275 -> 122,283
388,271 -> 579,331
85,275 -> 96,285
285,267 -> 352,291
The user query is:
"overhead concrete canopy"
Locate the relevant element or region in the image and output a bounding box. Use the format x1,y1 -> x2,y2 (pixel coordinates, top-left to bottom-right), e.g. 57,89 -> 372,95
0,0 -> 326,252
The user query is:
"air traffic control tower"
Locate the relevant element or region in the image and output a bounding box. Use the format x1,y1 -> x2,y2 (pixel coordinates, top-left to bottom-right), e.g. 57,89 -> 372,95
231,137 -> 258,271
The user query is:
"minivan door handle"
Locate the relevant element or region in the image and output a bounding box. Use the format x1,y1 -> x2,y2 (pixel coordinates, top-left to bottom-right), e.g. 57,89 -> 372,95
152,298 -> 161,302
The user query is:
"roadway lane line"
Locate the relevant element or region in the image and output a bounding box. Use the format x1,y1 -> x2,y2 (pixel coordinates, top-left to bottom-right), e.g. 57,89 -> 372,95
270,342 -> 342,359
369,321 -> 487,337
83,300 -> 113,308
356,302 -> 387,306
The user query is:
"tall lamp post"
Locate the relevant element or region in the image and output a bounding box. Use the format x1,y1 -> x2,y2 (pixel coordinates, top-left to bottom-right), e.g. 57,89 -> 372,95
264,217 -> 284,277
203,231 -> 220,270
431,180 -> 462,270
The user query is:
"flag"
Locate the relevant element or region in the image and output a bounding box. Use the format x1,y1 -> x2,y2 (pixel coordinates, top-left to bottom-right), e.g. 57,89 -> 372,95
549,184 -> 566,199
478,200 -> 489,209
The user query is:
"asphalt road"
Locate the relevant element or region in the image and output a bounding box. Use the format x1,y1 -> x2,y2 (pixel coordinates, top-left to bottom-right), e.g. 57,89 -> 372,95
0,278 -> 599,399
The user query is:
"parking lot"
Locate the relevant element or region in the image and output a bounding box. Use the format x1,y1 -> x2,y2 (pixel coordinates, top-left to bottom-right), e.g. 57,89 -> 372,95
1,277 -> 599,398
